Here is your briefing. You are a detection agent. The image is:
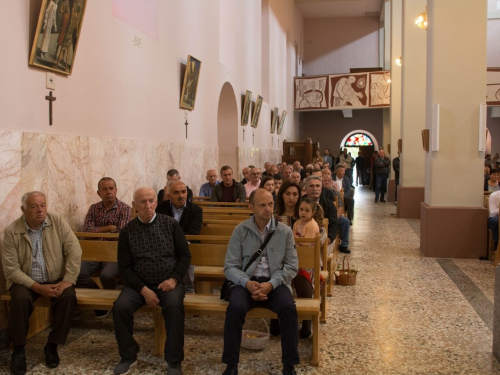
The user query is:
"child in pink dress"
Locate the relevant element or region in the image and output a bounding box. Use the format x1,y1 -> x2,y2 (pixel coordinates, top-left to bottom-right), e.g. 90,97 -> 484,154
293,198 -> 324,240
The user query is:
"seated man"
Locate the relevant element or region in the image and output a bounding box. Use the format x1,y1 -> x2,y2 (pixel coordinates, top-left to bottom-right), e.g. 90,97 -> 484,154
113,187 -> 191,375
222,189 -> 299,375
262,162 -> 272,176
157,169 -> 193,202
240,167 -> 250,185
157,181 -> 203,293
244,167 -> 262,198
332,163 -> 355,224
199,169 -> 220,197
489,190 -> 500,250
2,191 -> 81,374
273,173 -> 283,195
76,177 -> 132,318
211,166 -> 246,202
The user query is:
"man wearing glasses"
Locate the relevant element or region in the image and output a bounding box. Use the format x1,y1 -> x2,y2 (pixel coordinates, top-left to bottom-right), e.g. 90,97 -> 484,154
245,167 -> 262,198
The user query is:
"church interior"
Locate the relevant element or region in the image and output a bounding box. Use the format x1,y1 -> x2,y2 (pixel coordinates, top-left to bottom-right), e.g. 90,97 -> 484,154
1,0 -> 500,373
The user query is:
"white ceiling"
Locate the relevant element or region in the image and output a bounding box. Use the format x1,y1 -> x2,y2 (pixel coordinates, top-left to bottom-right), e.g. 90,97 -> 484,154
296,0 -> 384,19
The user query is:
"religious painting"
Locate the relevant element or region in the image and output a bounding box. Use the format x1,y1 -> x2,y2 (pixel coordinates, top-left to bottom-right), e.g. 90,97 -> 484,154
241,90 -> 252,125
294,76 -> 329,110
277,110 -> 286,135
487,69 -> 500,106
29,0 -> 87,75
251,95 -> 263,128
330,74 -> 368,109
369,72 -> 391,107
180,55 -> 202,110
270,107 -> 279,133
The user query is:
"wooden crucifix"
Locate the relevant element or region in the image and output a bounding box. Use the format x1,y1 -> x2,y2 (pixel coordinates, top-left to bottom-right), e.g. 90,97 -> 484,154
252,129 -> 255,145
45,91 -> 56,126
243,128 -> 245,141
184,111 -> 189,139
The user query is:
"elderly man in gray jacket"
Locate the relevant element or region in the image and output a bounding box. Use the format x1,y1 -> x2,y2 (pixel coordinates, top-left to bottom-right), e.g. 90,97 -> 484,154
221,189 -> 299,375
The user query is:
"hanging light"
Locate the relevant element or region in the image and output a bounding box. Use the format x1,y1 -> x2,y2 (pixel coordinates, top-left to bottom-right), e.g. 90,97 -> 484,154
415,7 -> 428,29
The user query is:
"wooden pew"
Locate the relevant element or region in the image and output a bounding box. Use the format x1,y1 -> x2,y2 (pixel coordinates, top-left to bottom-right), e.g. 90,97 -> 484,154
195,201 -> 249,208
1,233 -> 323,365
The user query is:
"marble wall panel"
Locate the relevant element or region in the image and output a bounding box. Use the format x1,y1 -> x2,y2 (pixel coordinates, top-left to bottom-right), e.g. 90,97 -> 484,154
117,138 -> 148,206
88,136 -> 121,199
0,132 -> 22,232
237,146 -> 282,179
21,133 -> 48,195
47,134 -> 92,230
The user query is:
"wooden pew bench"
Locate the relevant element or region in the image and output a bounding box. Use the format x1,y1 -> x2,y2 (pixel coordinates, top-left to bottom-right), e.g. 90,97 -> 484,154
1,233 -> 324,365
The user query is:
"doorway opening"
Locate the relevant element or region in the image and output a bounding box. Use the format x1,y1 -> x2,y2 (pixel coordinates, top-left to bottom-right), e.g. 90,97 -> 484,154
340,132 -> 376,186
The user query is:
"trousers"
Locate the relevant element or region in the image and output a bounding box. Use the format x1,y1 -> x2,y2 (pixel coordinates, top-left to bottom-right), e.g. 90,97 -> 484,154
222,285 -> 299,366
76,261 -> 119,289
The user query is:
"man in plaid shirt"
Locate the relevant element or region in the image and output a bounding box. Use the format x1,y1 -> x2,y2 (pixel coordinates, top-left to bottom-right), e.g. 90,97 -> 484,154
76,177 -> 131,318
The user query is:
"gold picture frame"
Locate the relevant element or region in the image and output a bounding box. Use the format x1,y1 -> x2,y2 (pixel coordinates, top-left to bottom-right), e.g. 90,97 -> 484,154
241,90 -> 252,125
277,110 -> 287,135
180,55 -> 202,110
271,107 -> 279,133
251,95 -> 263,128
29,0 -> 87,75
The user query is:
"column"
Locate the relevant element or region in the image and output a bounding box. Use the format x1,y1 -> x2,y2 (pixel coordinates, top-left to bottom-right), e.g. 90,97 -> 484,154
421,0 -> 488,258
396,0 -> 427,218
387,0 -> 402,202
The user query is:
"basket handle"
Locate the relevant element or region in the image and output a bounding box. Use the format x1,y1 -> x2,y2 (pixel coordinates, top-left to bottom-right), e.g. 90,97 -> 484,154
342,255 -> 350,273
261,318 -> 270,336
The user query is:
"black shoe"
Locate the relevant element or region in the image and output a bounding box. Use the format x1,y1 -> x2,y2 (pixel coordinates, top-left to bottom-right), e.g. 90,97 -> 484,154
0,328 -> 10,351
11,349 -> 26,375
375,198 -> 379,203
283,365 -> 297,375
300,320 -> 311,338
270,319 -> 281,336
44,344 -> 60,369
222,364 -> 238,375
339,247 -> 351,254
380,198 -> 386,202
349,219 -> 352,225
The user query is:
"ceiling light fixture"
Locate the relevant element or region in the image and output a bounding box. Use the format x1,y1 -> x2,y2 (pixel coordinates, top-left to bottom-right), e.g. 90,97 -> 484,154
415,7 -> 428,29
395,57 -> 402,67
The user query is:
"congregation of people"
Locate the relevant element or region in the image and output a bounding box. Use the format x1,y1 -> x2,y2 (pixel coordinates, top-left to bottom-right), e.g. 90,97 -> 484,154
485,154 -> 500,254
1,150 -> 397,375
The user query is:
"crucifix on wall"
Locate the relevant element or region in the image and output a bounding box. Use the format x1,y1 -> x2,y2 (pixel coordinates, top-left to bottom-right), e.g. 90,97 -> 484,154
45,91 -> 56,125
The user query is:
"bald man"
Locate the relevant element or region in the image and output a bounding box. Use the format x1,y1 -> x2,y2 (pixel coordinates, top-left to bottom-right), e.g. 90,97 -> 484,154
113,187 -> 191,375
199,169 -> 220,197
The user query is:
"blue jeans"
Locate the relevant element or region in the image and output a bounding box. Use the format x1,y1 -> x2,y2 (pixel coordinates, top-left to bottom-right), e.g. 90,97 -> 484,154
375,174 -> 388,200
339,216 -> 350,248
489,216 -> 499,245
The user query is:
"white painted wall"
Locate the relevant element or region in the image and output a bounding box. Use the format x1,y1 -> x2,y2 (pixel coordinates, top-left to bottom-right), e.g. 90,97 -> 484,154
0,0 -> 303,151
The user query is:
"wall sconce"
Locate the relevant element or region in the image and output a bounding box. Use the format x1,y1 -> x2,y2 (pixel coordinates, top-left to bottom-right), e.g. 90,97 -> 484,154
415,7 -> 428,29
395,57 -> 402,67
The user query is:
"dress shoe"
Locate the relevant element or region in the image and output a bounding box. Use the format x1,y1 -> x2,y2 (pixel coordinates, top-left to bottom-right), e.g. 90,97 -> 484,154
167,361 -> 182,375
222,364 -> 238,375
339,247 -> 351,254
11,349 -> 26,375
375,198 -> 379,203
380,198 -> 386,202
44,344 -> 60,369
299,320 -> 311,338
282,365 -> 297,375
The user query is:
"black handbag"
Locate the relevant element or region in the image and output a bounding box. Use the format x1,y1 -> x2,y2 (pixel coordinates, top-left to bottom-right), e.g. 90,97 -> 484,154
220,224 -> 276,301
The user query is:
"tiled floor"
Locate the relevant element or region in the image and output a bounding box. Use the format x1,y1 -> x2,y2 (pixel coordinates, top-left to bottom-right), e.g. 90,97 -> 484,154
1,186 -> 500,374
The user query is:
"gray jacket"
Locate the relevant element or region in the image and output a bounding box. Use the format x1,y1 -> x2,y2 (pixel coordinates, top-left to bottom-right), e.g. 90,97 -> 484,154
224,217 -> 298,292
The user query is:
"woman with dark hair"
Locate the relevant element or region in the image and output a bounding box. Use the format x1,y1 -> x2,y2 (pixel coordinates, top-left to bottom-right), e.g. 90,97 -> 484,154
272,180 -> 317,338
259,176 -> 276,203
486,168 -> 500,192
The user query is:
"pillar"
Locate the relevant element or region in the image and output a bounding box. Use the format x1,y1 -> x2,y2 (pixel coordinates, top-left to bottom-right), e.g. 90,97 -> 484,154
396,0 -> 427,218
420,0 -> 488,258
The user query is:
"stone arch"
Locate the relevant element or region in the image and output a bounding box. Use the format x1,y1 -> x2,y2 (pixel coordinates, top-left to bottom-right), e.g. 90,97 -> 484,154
340,129 -> 380,151
217,82 -> 238,171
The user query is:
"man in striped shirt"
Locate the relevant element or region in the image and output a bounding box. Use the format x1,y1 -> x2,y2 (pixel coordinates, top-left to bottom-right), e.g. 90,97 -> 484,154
76,177 -> 131,318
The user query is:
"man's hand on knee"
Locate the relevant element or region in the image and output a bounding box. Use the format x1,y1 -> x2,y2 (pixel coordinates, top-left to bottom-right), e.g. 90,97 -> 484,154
158,278 -> 177,292
54,281 -> 72,297
32,283 -> 58,298
141,286 -> 160,306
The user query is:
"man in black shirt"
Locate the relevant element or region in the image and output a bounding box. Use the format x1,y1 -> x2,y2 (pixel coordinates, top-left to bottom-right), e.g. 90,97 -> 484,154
113,187 -> 190,375
355,151 -> 364,186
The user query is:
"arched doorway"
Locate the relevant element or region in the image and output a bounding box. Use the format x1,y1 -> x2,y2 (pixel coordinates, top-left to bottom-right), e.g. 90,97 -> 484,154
339,131 -> 378,186
217,82 -> 238,171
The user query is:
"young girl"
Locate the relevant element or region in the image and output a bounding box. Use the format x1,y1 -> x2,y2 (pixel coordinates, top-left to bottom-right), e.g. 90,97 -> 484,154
293,198 -> 324,240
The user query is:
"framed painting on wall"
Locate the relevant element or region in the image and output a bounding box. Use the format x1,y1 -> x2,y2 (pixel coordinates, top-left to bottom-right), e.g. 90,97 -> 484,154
180,55 -> 202,110
270,107 -> 279,133
277,110 -> 286,135
241,90 -> 252,125
251,95 -> 263,128
29,0 -> 88,75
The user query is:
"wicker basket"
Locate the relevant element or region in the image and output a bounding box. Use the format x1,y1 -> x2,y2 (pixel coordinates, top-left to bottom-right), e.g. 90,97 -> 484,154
241,318 -> 270,350
335,255 -> 357,286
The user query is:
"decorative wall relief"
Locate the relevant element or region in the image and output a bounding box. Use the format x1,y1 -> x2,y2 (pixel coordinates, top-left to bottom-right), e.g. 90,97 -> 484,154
294,71 -> 391,111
